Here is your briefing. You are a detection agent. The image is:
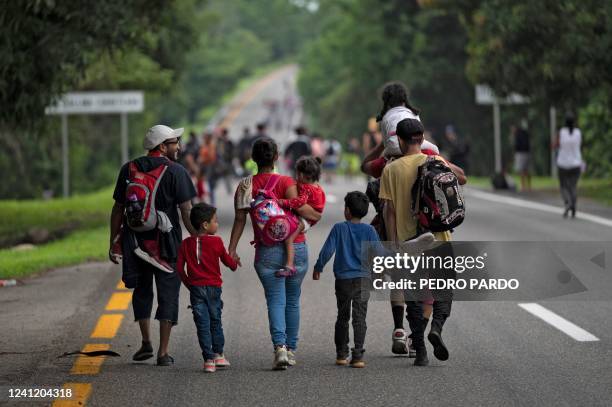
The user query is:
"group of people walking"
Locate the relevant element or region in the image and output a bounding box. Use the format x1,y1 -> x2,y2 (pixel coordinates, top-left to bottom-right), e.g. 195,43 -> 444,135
108,79 -> 580,373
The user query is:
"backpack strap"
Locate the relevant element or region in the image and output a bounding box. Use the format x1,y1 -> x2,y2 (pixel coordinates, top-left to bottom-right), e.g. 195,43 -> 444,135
262,174 -> 282,197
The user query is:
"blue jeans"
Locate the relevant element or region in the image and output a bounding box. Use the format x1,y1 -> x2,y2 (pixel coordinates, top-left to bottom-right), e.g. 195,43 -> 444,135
189,285 -> 224,361
255,242 -> 308,350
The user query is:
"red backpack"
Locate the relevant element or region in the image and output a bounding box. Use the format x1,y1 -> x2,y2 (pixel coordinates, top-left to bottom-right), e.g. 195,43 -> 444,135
125,160 -> 168,232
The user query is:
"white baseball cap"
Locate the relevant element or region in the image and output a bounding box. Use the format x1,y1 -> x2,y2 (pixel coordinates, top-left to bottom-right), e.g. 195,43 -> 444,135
143,125 -> 184,150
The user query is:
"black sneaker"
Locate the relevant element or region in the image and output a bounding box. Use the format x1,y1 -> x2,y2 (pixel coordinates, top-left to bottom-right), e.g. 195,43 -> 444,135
414,349 -> 429,366
132,341 -> 154,361
156,354 -> 175,366
427,329 -> 449,361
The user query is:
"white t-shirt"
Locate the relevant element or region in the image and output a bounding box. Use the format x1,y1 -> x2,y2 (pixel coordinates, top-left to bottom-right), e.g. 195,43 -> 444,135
556,127 -> 582,169
380,106 -> 439,157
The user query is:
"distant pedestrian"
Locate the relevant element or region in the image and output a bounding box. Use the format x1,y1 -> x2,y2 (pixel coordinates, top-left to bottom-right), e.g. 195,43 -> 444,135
554,115 -> 583,218
313,191 -> 380,368
209,127 -> 235,204
512,123 -> 531,191
444,125 -> 469,173
284,126 -> 312,177
109,124 -> 197,366
362,117 -> 382,158
176,203 -> 238,373
323,138 -> 342,183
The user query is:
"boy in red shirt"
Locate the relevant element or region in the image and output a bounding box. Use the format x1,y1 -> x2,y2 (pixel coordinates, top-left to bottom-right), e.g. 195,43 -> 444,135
276,156 -> 326,277
177,203 -> 238,373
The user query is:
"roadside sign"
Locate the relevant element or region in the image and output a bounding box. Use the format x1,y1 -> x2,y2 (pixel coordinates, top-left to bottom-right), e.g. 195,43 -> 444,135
475,85 -> 529,105
45,91 -> 144,115
45,91 -> 145,197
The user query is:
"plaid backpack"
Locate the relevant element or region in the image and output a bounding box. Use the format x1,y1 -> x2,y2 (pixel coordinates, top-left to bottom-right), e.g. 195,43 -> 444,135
125,160 -> 168,232
411,157 -> 465,233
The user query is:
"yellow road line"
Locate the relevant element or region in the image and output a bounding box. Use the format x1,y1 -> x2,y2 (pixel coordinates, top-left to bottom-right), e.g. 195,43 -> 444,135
52,382 -> 92,407
105,292 -> 132,311
116,280 -> 127,290
70,344 -> 111,375
90,314 -> 123,338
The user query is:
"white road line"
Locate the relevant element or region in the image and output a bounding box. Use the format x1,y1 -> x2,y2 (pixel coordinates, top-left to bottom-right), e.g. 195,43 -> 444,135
518,303 -> 599,342
467,189 -> 612,228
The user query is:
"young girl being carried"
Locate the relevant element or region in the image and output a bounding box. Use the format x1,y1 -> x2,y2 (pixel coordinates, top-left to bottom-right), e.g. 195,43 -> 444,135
276,156 -> 326,277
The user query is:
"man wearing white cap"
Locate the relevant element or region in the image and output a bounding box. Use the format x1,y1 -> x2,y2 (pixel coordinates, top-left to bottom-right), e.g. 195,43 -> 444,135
109,124 -> 197,366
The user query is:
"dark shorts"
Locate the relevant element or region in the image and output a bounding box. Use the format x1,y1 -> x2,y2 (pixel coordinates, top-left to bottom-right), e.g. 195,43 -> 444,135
132,260 -> 181,325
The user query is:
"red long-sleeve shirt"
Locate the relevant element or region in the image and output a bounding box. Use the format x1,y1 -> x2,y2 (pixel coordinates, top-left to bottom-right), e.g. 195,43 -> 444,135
176,235 -> 238,287
278,183 -> 326,226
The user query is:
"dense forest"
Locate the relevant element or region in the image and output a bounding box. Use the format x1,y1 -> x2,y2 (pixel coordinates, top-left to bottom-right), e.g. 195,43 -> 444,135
1,0 -> 611,198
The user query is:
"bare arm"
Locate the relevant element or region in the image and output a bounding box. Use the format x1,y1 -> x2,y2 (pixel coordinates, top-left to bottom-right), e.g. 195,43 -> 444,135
360,141 -> 384,176
382,199 -> 398,244
285,184 -> 321,222
448,162 -> 467,185
228,208 -> 248,260
109,202 -> 124,263
179,200 -> 197,236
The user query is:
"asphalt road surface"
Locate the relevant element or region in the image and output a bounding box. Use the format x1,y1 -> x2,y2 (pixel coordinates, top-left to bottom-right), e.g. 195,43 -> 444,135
1,66 -> 611,407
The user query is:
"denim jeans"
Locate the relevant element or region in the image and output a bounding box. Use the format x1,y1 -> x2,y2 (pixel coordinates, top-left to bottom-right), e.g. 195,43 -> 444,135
255,242 -> 308,350
189,285 -> 224,361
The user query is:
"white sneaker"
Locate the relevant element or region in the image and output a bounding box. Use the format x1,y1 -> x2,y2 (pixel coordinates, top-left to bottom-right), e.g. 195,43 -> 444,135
406,232 -> 435,245
273,346 -> 289,370
213,353 -> 230,368
287,350 -> 296,366
391,328 -> 409,355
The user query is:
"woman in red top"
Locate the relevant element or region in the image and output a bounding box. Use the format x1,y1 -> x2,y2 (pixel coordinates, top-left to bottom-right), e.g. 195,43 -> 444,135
228,137 -> 321,370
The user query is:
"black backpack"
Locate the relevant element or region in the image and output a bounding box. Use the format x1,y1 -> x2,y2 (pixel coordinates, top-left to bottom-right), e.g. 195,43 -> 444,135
411,157 -> 465,233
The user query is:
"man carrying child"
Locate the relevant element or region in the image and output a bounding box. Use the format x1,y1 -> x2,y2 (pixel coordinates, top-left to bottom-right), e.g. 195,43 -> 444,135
379,118 -> 466,366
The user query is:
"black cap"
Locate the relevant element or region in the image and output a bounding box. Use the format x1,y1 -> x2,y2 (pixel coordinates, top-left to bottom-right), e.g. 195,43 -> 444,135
396,118 -> 424,140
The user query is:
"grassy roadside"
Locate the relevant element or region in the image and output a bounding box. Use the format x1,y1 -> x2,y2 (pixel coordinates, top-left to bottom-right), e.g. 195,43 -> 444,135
467,175 -> 612,206
0,227 -> 108,279
0,187 -> 113,248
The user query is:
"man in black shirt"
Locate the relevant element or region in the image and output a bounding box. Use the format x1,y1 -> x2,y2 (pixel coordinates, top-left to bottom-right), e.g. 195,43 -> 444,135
284,126 -> 312,177
109,124 -> 197,366
512,124 -> 531,191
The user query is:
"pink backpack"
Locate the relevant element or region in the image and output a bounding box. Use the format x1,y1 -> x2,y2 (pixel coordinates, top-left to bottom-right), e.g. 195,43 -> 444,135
250,174 -> 298,246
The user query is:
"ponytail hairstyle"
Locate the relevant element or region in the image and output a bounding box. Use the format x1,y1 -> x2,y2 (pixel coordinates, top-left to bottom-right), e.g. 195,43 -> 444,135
251,137 -> 278,168
376,81 -> 421,122
295,156 -> 322,182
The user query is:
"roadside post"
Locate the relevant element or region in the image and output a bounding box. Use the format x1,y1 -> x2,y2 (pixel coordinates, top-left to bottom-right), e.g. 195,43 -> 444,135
45,91 -> 144,197
475,85 -> 529,176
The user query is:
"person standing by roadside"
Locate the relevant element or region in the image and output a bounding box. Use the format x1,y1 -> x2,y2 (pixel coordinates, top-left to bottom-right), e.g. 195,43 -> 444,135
554,115 -> 583,218
228,137 -> 321,370
512,122 -> 531,191
109,125 -> 197,366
